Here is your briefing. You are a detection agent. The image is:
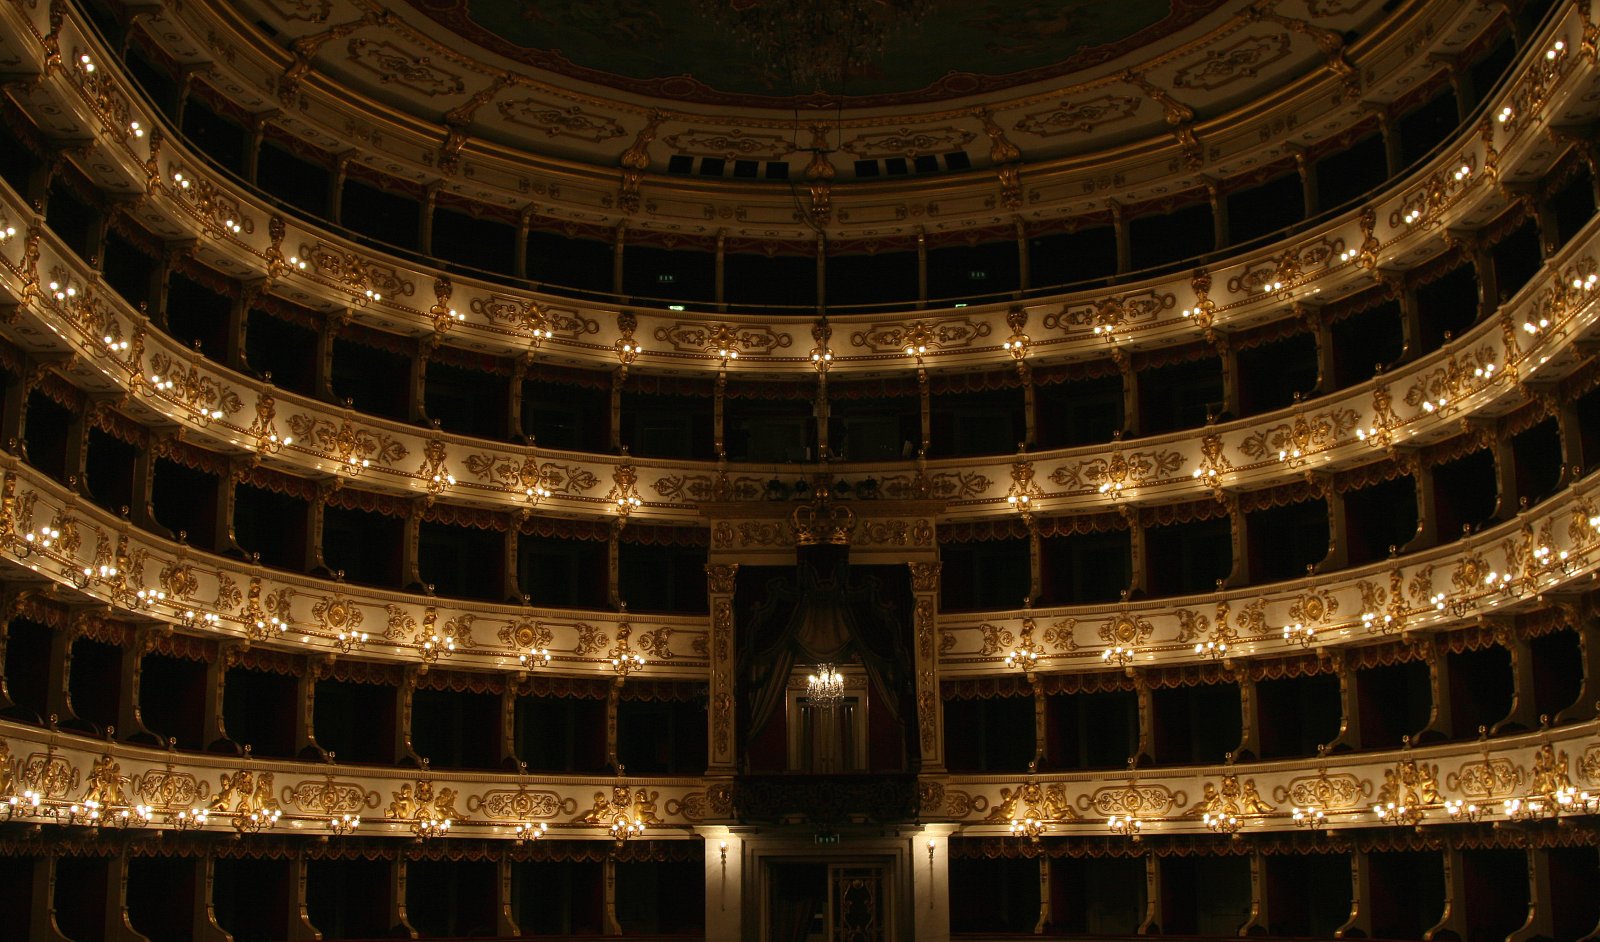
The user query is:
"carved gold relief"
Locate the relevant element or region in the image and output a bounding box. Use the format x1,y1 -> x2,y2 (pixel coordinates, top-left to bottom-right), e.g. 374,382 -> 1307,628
1014,94 -> 1140,137
839,127 -> 976,159
663,128 -> 796,160
1080,783 -> 1184,818
346,39 -> 464,97
1273,769 -> 1369,811
1186,771 -> 1275,817
497,98 -> 626,143
1172,33 -> 1292,92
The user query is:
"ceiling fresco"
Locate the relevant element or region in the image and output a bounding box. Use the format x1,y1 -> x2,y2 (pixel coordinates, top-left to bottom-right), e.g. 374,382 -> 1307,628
401,0 -> 1228,106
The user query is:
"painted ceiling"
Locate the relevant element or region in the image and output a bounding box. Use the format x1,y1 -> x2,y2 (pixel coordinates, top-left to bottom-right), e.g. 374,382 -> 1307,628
400,0 -> 1228,106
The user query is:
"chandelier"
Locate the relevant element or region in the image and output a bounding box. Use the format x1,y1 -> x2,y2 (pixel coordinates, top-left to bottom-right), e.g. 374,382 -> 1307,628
807,664 -> 845,707
693,0 -> 931,93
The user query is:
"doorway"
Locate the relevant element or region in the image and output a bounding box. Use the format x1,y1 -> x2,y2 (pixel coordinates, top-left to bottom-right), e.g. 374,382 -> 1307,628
764,861 -> 890,942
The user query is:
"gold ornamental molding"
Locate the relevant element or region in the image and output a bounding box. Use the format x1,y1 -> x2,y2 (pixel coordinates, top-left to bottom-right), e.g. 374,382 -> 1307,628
0,2 -> 1589,382
3,443 -> 1600,679
6,163 -> 1600,529
931,719 -> 1600,837
938,464 -> 1600,674
0,719 -> 719,841
0,460 -> 709,679
114,0 -> 1497,243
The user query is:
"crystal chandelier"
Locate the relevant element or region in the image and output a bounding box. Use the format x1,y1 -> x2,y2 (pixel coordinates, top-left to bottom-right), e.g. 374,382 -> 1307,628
807,664 -> 845,708
693,0 -> 931,93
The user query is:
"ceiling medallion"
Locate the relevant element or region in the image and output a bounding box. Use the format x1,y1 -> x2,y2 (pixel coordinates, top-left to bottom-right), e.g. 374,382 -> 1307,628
693,0 -> 931,93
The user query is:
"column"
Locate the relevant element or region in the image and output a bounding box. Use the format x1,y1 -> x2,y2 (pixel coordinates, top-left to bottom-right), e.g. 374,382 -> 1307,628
909,562 -> 944,771
117,630 -> 160,745
296,655 -> 329,762
514,207 -> 533,280
29,857 -> 71,942
1554,602 -> 1600,725
128,445 -> 171,539
499,685 -> 518,767
203,644 -> 239,753
1110,200 -> 1130,277
1371,107 -> 1402,179
496,854 -> 521,938
1133,678 -> 1155,766
306,485 -> 333,578
401,500 -> 425,591
502,520 -> 522,604
1336,850 -> 1374,938
1555,399 -> 1586,486
1321,483 -> 1350,571
508,358 -> 528,442
0,588 -> 19,713
191,857 -> 231,942
706,564 -> 738,775
1415,636 -> 1457,743
612,223 -> 626,297
1293,146 -> 1319,218
1424,846 -> 1468,941
1137,853 -> 1162,935
1404,455 -> 1438,552
1238,850 -> 1270,936
1489,428 -> 1519,521
815,232 -> 827,315
1214,338 -> 1239,421
1234,674 -> 1259,761
1116,349 -> 1139,437
243,114 -> 272,186
214,459 -> 249,558
1205,177 -> 1228,249
45,620 -> 89,733
1441,57 -> 1475,119
1224,496 -> 1250,587
327,153 -> 351,224
1380,272 -> 1422,363
394,667 -> 422,765
288,853 -> 321,941
1020,364 -> 1036,448
419,183 -> 440,257
312,310 -> 349,404
916,228 -> 928,309
714,229 -> 726,312
603,857 -> 621,935
1126,508 -> 1148,598
408,339 -> 429,426
225,280 -> 258,373
1015,219 -> 1030,295
1490,628 -> 1540,735
389,858 -> 418,939
1508,847 -> 1554,942
1324,652 -> 1361,753
61,407 -> 89,496
103,852 -> 151,942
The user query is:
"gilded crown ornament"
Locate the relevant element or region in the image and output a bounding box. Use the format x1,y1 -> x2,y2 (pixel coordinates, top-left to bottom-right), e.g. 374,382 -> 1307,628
790,478 -> 855,547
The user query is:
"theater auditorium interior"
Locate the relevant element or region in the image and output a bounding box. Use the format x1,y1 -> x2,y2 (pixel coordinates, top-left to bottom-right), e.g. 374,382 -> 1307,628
1,0 -> 1600,939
